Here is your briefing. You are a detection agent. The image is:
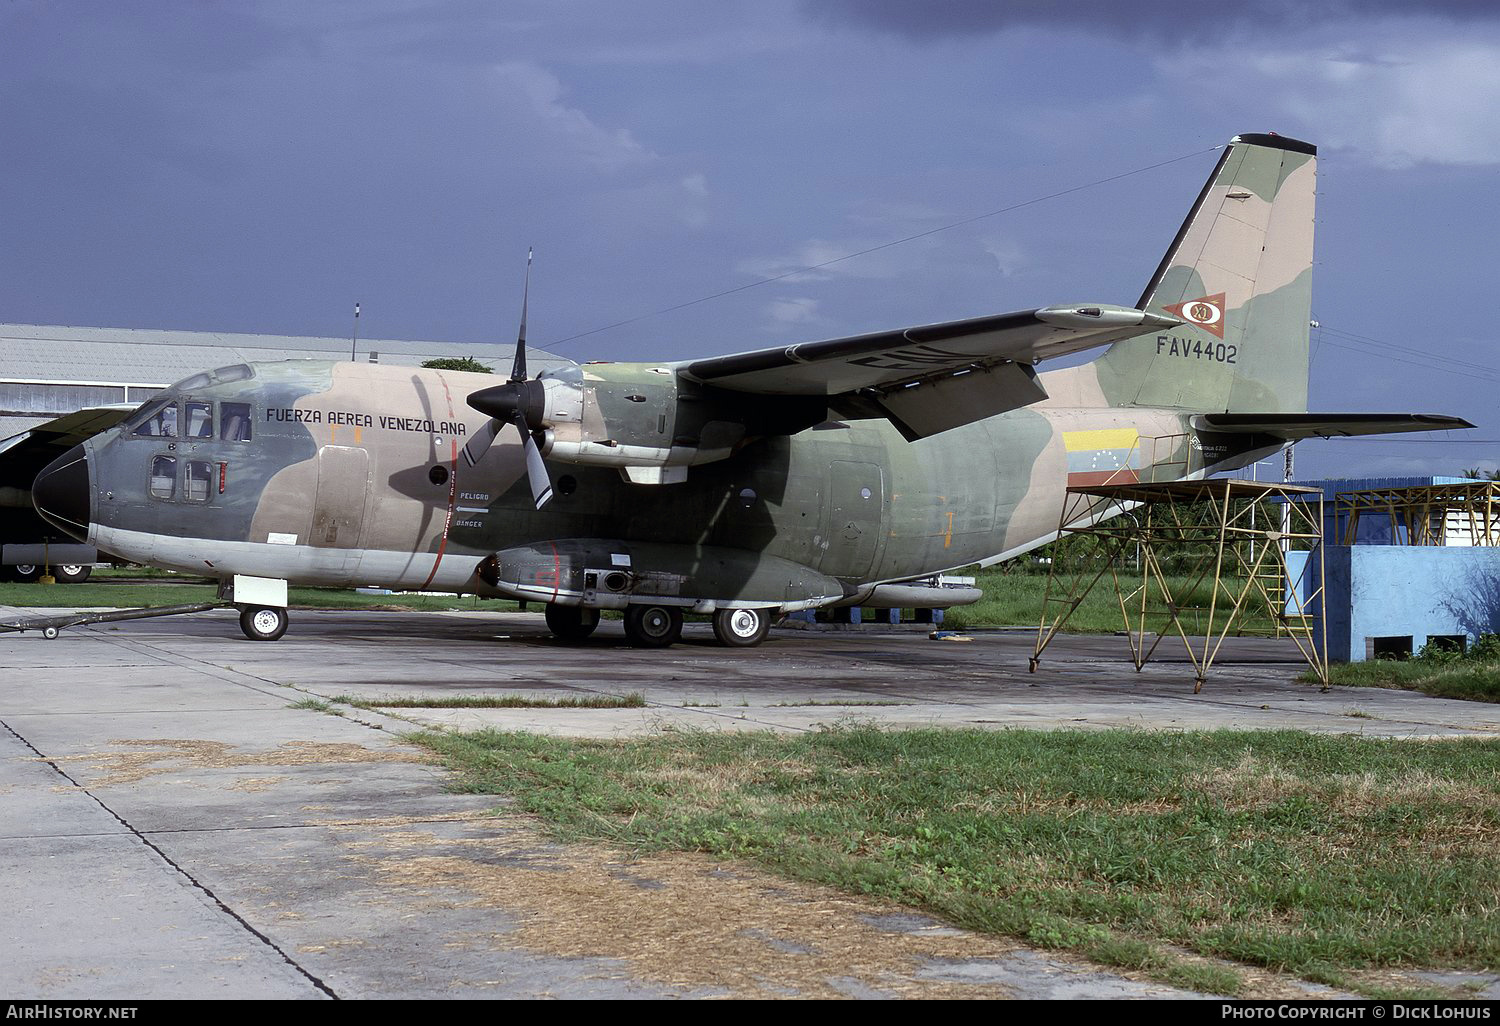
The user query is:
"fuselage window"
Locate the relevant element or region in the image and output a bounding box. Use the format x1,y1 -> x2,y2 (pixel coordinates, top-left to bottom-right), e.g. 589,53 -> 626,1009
149,455 -> 177,499
185,461 -> 213,503
133,401 -> 178,438
220,402 -> 253,442
184,402 -> 214,439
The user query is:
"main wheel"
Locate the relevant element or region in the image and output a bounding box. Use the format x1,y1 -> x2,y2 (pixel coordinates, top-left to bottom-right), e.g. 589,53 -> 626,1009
623,604 -> 682,648
239,605 -> 289,642
545,604 -> 600,642
11,564 -> 40,583
54,564 -> 91,584
712,607 -> 772,648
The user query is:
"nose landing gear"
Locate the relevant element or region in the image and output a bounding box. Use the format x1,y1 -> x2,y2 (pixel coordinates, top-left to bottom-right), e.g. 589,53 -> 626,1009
238,605 -> 289,642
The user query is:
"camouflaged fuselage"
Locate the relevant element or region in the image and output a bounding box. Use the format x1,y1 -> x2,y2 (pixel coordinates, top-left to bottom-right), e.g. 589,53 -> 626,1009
79,357 -> 1270,598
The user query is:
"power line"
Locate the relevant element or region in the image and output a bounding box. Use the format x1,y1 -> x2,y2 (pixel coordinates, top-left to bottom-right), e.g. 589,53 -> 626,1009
542,144 -> 1224,351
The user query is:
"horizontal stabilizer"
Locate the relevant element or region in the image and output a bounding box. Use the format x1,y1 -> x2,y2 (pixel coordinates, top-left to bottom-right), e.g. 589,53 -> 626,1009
1193,413 -> 1474,440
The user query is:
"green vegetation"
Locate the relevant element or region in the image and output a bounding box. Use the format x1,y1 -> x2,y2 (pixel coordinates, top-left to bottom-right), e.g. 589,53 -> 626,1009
1309,635 -> 1500,703
941,566 -> 1282,634
413,726 -> 1500,997
334,692 -> 645,710
0,568 -> 521,614
289,697 -> 339,714
420,356 -> 494,373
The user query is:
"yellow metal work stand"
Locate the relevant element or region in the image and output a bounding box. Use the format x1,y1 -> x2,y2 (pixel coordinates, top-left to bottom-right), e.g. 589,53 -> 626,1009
1029,478 -> 1329,692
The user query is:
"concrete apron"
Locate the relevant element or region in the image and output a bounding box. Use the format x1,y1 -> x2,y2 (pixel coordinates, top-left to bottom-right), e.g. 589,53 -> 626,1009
6,606 -> 1495,999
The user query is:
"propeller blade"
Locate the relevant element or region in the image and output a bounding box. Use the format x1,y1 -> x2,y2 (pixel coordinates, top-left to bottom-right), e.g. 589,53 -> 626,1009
460,418 -> 502,467
514,412 -> 554,510
510,248 -> 532,384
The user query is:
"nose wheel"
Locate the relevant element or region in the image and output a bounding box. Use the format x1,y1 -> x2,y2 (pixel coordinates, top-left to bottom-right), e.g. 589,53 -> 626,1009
239,605 -> 289,642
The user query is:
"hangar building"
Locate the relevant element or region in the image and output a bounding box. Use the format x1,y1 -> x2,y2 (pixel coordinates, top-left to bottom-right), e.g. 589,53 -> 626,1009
0,321 -> 541,579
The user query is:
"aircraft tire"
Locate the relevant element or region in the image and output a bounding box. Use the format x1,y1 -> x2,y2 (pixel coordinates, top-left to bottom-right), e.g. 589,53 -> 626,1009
239,605 -> 289,642
54,564 -> 91,584
11,564 -> 41,583
623,604 -> 682,648
545,604 -> 599,642
712,608 -> 772,648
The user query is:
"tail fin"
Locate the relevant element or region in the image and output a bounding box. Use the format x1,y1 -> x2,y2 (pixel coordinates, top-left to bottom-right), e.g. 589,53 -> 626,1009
1096,133 -> 1316,413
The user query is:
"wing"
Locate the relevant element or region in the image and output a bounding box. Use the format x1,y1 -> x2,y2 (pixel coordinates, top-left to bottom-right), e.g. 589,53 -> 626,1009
0,406 -> 135,496
679,304 -> 1180,440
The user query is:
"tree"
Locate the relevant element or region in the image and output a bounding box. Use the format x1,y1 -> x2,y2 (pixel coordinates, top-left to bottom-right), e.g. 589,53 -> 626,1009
421,357 -> 493,374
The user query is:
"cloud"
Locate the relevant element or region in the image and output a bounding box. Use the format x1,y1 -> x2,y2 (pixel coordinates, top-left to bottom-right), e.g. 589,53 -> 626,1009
766,296 -> 825,327
808,0 -> 1500,42
1163,38 -> 1500,168
979,236 -> 1025,277
489,61 -> 655,172
738,236 -> 923,283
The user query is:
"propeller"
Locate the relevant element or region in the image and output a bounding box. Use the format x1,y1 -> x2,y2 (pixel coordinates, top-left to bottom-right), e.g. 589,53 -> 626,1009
462,250 -> 554,509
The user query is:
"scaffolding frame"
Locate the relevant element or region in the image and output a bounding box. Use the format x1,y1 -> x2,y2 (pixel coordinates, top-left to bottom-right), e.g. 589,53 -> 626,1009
1335,481 -> 1500,547
1029,478 -> 1328,691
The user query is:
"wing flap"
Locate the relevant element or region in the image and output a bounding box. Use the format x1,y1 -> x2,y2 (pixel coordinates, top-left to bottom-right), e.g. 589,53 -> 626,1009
866,361 -> 1048,442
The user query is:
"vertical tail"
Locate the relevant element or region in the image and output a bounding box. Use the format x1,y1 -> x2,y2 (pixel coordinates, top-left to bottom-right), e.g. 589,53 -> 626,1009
1096,133 -> 1317,413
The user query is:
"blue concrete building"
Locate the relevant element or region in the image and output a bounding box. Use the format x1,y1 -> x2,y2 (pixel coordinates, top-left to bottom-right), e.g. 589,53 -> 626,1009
1280,477 -> 1500,661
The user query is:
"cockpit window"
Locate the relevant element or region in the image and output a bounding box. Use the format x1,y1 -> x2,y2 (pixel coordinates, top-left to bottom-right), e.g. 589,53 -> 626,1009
211,364 -> 253,384
220,402 -> 253,442
175,364 -> 255,392
149,455 -> 176,499
183,401 -> 214,439
133,400 -> 178,438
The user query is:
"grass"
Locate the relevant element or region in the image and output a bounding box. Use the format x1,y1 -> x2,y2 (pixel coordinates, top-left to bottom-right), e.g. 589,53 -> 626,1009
333,692 -> 645,710
941,567 -> 1284,635
0,568 -> 522,613
411,725 -> 1500,998
288,697 -> 337,713
4,564 -> 1286,638
1308,636 -> 1500,703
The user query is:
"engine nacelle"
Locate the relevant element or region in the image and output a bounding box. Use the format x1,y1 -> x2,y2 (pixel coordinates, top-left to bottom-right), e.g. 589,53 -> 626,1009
525,360 -> 834,480
526,363 -> 755,482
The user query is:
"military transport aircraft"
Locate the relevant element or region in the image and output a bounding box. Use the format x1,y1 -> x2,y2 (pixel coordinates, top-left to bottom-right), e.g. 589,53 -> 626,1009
28,134 -> 1471,646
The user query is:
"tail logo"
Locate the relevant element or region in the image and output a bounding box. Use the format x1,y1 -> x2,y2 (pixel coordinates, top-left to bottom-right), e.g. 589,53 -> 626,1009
1163,293 -> 1225,338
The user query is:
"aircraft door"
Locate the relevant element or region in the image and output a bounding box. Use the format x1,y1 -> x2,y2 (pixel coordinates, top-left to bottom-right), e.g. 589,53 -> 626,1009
311,445 -> 370,549
817,460 -> 885,579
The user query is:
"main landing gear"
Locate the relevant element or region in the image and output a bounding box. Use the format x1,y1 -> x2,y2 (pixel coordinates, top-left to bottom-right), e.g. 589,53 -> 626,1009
623,604 -> 683,648
546,602 -> 774,648
711,607 -> 771,648
544,604 -> 600,642
238,605 -> 289,642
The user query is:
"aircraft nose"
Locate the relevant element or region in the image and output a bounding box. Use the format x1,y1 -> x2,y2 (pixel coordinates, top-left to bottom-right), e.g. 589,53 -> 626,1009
33,444 -> 92,540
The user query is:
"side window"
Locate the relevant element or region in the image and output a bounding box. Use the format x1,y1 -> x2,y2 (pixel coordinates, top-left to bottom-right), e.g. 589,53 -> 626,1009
149,455 -> 177,499
220,402 -> 253,442
185,461 -> 213,502
133,401 -> 178,438
183,401 -> 214,439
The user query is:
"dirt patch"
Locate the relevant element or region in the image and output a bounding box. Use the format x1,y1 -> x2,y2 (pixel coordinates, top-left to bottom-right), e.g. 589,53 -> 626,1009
351,816 -> 1026,999
51,739 -> 430,787
1189,754 -> 1500,815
